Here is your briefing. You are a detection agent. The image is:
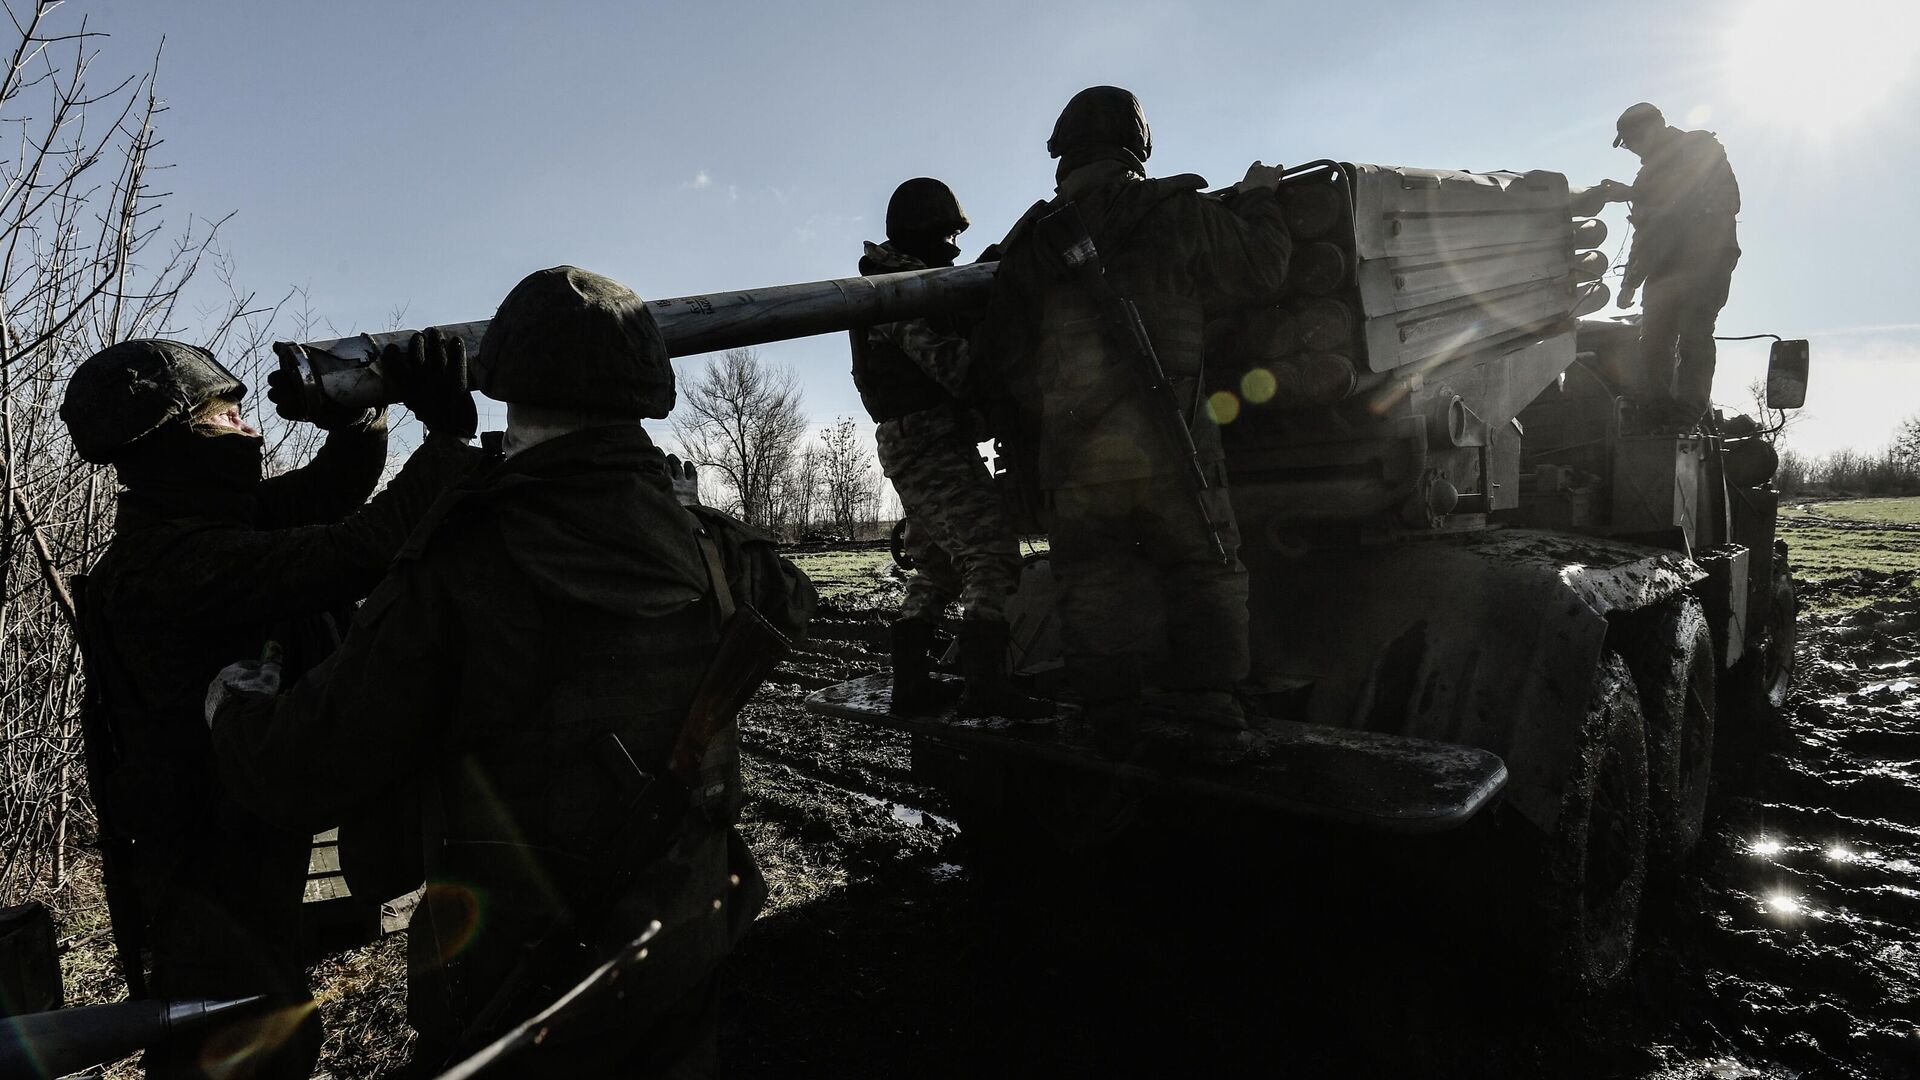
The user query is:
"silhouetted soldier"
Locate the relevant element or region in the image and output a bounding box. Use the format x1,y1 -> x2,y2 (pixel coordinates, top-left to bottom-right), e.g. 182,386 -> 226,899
981,86 -> 1290,762
1604,101 -> 1742,432
853,178 -> 1048,718
63,333 -> 480,1079
207,267 -> 814,1077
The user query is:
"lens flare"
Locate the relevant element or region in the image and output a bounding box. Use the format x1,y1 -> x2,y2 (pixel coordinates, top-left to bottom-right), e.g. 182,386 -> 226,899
1724,0 -> 1920,134
1240,367 -> 1278,405
1207,391 -> 1241,425
198,999 -> 318,1078
426,881 -> 489,962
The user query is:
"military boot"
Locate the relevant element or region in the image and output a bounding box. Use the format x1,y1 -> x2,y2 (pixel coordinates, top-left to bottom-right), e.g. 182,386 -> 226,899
957,620 -> 1054,720
890,618 -> 960,715
1141,689 -> 1255,766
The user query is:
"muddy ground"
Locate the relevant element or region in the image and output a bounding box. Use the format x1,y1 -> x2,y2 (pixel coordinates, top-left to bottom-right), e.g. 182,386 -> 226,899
715,507 -> 1920,1079
50,504 -> 1920,1077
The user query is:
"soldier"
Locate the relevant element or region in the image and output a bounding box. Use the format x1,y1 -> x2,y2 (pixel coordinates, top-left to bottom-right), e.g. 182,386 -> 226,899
853,178 -> 1048,718
1602,101 -> 1742,432
62,333 -> 481,1079
206,266 -> 814,1076
980,86 -> 1290,762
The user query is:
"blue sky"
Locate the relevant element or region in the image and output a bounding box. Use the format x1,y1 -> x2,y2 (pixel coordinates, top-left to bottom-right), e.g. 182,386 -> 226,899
90,0 -> 1918,456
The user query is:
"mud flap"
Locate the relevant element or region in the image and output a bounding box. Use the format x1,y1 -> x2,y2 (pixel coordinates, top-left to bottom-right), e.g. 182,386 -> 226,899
805,675 -> 1507,834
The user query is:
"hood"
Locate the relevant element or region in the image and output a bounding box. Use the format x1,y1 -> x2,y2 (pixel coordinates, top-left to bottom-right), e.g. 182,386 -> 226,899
454,425 -> 708,616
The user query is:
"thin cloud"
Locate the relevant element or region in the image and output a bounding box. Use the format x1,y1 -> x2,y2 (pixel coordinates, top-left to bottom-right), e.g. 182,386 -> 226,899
1806,322 -> 1920,338
681,170 -> 712,190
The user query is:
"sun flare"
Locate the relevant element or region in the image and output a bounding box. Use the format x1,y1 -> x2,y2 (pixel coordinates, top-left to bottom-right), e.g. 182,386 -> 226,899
1725,0 -> 1920,132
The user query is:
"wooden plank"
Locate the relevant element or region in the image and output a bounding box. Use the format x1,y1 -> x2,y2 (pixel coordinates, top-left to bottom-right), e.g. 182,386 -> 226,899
805,675 -> 1507,834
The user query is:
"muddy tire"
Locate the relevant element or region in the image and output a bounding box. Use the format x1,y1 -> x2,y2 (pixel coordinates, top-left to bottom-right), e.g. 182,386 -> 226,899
1531,651 -> 1650,993
888,518 -> 914,571
1619,598 -> 1715,870
1722,541 -> 1797,747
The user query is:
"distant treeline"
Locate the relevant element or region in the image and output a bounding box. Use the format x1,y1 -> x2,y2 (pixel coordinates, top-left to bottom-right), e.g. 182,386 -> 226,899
1777,447 -> 1920,497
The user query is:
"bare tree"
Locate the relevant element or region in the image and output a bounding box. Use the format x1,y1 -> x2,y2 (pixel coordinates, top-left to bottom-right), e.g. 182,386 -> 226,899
1745,378 -> 1803,447
819,416 -> 879,538
0,4 -> 278,899
788,446 -> 821,533
669,348 -> 807,529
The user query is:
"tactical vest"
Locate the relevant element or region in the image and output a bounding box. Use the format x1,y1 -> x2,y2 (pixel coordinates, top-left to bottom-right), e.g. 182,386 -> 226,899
850,328 -> 954,424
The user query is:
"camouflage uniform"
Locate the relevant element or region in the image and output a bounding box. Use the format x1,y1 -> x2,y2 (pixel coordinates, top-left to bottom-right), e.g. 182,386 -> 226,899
855,241 -> 1019,625
984,153 -> 1290,716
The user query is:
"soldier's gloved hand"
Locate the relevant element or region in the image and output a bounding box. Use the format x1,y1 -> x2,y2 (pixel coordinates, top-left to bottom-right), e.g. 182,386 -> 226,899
1617,285 -> 1637,309
266,348 -> 377,431
205,640 -> 284,730
1235,160 -> 1285,194
384,327 -> 477,440
1599,179 -> 1634,203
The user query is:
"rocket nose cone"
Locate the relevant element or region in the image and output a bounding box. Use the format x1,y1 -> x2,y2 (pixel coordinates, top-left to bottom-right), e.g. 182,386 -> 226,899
163,995 -> 269,1031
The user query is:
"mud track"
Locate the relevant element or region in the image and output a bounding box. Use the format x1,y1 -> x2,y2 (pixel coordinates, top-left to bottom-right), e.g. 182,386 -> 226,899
718,546 -> 1920,1078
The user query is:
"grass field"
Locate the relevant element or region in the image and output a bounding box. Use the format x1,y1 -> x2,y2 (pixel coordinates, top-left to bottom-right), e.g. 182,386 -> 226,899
1778,496 -> 1920,597
785,547 -> 898,604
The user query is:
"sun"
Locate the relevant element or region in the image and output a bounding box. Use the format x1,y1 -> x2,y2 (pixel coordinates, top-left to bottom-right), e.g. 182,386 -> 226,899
1724,0 -> 1920,132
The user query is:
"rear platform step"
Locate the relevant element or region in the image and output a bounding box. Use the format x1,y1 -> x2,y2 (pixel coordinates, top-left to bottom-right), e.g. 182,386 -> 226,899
805,675 -> 1508,834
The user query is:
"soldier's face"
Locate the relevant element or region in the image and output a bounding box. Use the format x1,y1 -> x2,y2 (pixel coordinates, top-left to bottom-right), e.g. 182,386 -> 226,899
194,400 -> 260,438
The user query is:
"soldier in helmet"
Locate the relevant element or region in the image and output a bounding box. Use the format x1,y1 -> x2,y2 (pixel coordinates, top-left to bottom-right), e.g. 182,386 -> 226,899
1598,101 -> 1742,432
979,85 -> 1290,762
63,333 -> 481,1079
207,266 -> 813,1076
853,177 -> 1049,718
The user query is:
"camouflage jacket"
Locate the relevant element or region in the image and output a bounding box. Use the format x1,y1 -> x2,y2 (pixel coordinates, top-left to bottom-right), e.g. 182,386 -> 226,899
1625,128 -> 1741,287
211,424 -> 812,1052
980,158 -> 1291,487
851,241 -> 973,422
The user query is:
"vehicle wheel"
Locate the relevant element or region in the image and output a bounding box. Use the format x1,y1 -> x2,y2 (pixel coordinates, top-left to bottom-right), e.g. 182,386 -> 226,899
1722,541 -> 1797,748
1533,651 -> 1650,993
889,518 -> 914,571
1620,598 -> 1715,870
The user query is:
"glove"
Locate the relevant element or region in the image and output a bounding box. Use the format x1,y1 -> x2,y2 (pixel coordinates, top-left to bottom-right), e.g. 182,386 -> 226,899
383,326 -> 477,439
205,640 -> 283,730
1235,160 -> 1284,195
266,346 -> 378,432
1617,285 -> 1637,309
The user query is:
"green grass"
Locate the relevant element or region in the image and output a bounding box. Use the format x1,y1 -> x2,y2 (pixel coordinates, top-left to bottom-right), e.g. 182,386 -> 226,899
786,549 -> 899,603
1777,497 -> 1920,613
1781,495 -> 1920,526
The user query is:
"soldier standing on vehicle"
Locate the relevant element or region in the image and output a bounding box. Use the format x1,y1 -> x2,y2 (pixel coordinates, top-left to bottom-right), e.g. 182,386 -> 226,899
62,333 -> 481,1079
1602,101 -> 1742,433
979,86 -> 1290,762
206,266 -> 814,1077
853,178 -> 1050,719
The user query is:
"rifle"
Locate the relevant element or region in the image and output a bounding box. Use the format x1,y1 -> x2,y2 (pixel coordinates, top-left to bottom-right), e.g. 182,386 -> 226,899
1033,203 -> 1233,565
447,526 -> 792,1065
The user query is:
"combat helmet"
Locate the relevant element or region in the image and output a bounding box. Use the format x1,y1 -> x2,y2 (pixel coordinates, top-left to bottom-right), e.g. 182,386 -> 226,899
1047,85 -> 1152,162
476,266 -> 674,418
886,178 -> 970,242
61,339 -> 247,464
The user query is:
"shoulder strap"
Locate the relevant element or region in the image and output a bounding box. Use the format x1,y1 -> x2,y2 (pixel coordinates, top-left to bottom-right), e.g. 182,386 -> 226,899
682,508 -> 735,622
